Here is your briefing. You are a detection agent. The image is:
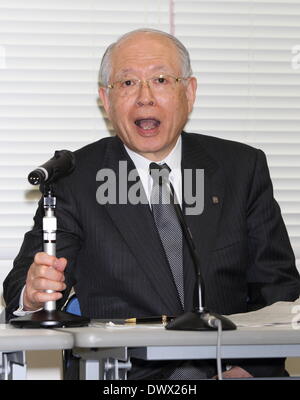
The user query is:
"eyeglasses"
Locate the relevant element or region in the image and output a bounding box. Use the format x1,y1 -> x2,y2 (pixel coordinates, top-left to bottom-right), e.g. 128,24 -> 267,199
107,74 -> 188,97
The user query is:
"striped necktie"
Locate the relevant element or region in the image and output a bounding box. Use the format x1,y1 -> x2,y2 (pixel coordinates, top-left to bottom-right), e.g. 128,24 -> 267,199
149,162 -> 184,308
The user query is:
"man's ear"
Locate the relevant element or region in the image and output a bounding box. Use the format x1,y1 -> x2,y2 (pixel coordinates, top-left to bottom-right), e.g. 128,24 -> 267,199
186,76 -> 197,114
98,87 -> 111,119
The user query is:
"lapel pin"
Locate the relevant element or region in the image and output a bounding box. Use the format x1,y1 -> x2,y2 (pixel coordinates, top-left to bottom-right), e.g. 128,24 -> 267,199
212,196 -> 219,204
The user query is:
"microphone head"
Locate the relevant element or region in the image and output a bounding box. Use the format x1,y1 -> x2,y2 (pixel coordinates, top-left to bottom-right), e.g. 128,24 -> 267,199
28,169 -> 46,185
27,150 -> 75,186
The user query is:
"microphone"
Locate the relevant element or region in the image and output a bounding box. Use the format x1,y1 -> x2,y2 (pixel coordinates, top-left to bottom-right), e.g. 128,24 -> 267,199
28,150 -> 75,185
10,149 -> 90,328
165,186 -> 236,331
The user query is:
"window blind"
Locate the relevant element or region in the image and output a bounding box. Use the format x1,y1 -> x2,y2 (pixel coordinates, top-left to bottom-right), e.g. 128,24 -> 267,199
0,0 -> 170,306
174,0 -> 300,271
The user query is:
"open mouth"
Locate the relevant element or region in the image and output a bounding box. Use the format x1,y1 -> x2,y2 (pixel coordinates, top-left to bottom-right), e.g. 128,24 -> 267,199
134,118 -> 160,131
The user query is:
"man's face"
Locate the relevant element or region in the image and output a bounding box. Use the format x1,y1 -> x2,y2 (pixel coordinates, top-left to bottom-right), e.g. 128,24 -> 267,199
99,33 -> 197,161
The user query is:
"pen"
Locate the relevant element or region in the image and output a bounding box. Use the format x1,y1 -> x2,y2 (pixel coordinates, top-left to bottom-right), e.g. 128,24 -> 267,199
125,315 -> 175,324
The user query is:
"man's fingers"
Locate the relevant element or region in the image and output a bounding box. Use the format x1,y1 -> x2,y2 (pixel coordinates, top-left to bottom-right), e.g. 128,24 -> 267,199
32,278 -> 66,292
29,264 -> 64,283
38,265 -> 65,282
34,252 -> 56,267
30,255 -> 67,280
33,253 -> 68,272
52,257 -> 67,272
32,291 -> 63,304
212,366 -> 253,380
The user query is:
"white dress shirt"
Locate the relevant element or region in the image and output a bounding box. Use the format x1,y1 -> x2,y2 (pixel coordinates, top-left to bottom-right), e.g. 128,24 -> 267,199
124,135 -> 182,207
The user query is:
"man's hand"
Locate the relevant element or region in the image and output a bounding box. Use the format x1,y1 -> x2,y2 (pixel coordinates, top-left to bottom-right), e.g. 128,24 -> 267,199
213,366 -> 253,379
23,252 -> 67,311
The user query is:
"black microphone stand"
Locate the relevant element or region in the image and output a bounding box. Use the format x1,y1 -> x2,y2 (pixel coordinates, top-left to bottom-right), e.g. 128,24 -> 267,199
165,189 -> 236,331
10,153 -> 89,328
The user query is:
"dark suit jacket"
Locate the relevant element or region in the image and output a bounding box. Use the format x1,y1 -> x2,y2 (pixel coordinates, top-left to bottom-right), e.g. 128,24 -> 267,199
3,132 -> 300,378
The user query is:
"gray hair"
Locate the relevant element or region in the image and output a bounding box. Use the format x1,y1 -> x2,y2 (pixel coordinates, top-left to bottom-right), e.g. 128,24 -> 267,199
99,28 -> 193,87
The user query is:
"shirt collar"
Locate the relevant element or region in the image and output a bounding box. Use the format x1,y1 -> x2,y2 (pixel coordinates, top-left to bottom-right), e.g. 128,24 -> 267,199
124,135 -> 182,172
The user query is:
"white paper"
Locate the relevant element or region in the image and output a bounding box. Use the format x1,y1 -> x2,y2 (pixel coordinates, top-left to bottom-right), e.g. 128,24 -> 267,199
89,321 -> 165,329
228,298 -> 300,327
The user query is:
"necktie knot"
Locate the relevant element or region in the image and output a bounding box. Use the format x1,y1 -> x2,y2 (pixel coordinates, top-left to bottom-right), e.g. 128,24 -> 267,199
149,162 -> 171,185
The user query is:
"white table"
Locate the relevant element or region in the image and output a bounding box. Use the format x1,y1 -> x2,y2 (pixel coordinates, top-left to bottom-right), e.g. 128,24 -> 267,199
0,324 -> 74,379
59,322 -> 300,380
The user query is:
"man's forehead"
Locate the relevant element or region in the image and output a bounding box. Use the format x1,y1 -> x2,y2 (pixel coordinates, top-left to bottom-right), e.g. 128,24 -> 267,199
112,33 -> 179,61
110,34 -> 181,78
115,65 -> 171,77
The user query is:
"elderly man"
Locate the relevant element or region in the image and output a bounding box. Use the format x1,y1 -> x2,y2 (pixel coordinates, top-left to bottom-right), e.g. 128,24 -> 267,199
3,29 -> 300,379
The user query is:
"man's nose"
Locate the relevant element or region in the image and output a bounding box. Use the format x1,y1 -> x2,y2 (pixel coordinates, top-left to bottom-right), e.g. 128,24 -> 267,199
136,80 -> 155,106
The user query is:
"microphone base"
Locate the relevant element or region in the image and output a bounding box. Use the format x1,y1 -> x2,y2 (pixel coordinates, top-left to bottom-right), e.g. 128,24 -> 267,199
9,310 -> 90,329
165,310 -> 236,331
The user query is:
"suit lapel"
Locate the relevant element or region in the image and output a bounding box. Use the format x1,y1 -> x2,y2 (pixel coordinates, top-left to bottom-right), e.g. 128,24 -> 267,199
181,133 -> 225,287
99,133 -> 225,313
101,137 -> 183,314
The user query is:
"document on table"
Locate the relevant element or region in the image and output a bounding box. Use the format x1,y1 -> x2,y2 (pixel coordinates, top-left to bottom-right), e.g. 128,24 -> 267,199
228,298 -> 300,327
89,321 -> 165,329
